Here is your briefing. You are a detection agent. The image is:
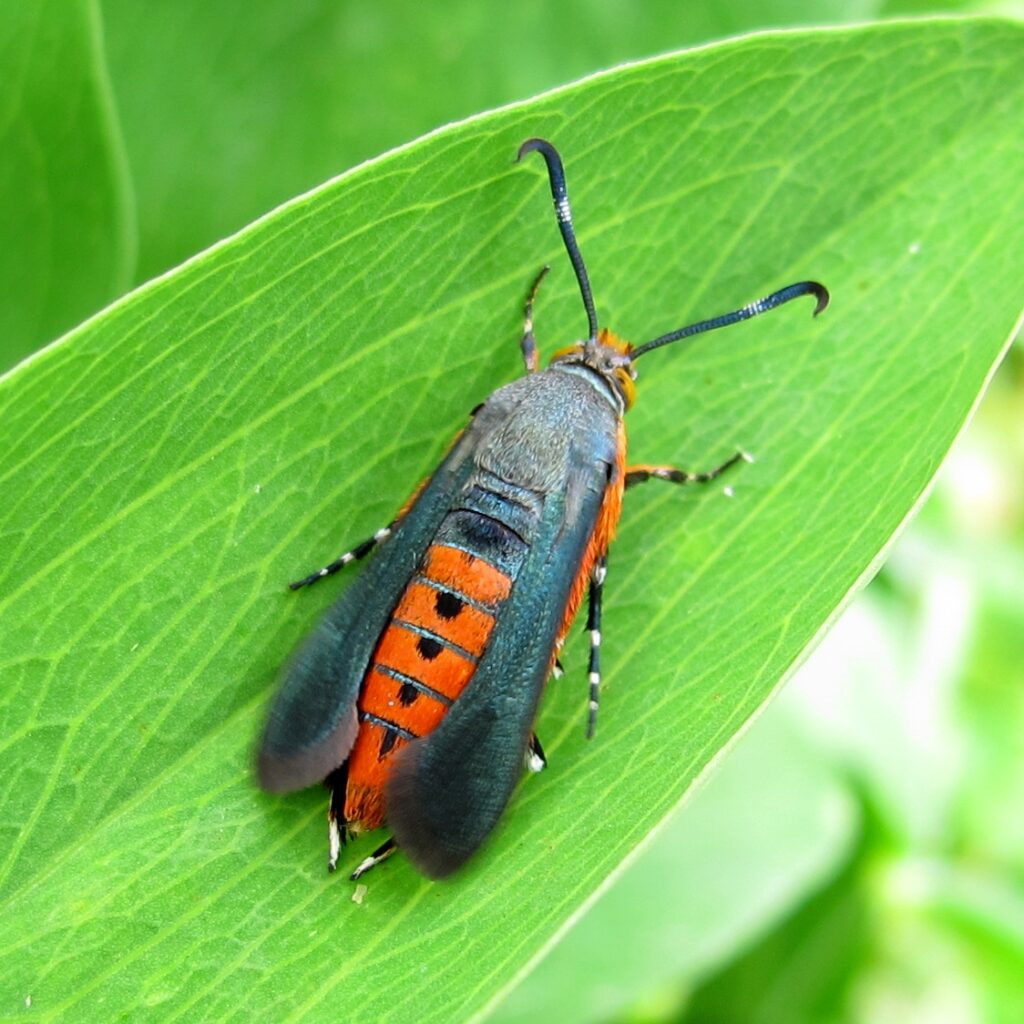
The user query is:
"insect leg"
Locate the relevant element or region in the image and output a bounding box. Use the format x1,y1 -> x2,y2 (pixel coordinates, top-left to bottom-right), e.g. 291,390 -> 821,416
625,451 -> 751,490
289,522 -> 396,591
350,837 -> 397,881
526,733 -> 547,773
520,265 -> 550,373
326,766 -> 350,872
586,557 -> 607,739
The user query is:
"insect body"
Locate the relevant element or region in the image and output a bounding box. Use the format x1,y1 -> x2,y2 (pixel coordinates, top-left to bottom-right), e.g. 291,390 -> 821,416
258,138 -> 828,880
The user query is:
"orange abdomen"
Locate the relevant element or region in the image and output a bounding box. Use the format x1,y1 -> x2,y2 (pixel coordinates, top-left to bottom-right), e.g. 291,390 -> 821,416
343,544 -> 513,829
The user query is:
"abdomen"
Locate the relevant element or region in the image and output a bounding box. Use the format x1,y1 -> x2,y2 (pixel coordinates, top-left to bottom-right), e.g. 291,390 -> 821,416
343,475 -> 540,829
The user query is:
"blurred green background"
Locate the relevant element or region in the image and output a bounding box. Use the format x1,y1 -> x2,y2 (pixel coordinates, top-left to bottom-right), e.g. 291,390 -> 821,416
2,1 -> 1021,1021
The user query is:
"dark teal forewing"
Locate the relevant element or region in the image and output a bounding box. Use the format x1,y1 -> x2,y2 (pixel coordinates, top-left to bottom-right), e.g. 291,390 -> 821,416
384,460 -> 609,878
258,429 -> 482,793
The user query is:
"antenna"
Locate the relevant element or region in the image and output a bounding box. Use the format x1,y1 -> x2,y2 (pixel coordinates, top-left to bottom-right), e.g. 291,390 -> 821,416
518,139 -> 599,346
630,281 -> 829,360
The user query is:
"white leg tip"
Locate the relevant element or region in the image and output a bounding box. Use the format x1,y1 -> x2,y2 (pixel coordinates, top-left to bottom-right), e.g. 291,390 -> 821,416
328,817 -> 342,871
351,855 -> 377,880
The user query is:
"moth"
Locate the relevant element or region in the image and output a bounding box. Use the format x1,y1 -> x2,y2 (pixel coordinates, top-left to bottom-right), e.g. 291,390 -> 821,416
258,138 -> 828,879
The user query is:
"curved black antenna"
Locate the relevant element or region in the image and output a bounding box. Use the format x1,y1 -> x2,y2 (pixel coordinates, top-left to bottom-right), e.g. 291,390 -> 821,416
630,281 -> 829,360
517,138 -> 599,345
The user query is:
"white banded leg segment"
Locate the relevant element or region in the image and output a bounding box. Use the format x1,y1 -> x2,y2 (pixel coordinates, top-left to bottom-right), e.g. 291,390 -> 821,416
289,522 -> 395,590
326,772 -> 348,872
520,265 -> 550,373
586,556 -> 606,739
551,635 -> 566,679
624,452 -> 750,490
328,815 -> 342,873
350,837 -> 397,881
525,732 -> 547,773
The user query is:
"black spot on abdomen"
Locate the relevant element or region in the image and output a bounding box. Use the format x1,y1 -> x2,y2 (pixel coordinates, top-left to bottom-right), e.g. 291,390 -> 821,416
378,728 -> 400,760
434,590 -> 464,620
417,636 -> 443,661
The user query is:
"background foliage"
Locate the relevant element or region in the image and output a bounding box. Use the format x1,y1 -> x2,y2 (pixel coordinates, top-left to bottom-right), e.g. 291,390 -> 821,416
1,2 -> 1022,1022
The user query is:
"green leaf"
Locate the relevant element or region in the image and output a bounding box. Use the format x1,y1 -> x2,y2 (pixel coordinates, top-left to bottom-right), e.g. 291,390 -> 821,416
0,0 -> 134,372
102,0 -> 879,284
1,18 -> 1021,1023
491,710 -> 857,1024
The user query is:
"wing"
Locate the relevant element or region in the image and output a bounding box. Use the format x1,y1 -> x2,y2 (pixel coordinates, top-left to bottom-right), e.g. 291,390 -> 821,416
384,454 -> 611,878
258,423 -> 485,794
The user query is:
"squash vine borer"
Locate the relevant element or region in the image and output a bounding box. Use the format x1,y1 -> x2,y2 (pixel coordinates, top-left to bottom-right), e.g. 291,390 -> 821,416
258,138 -> 828,880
